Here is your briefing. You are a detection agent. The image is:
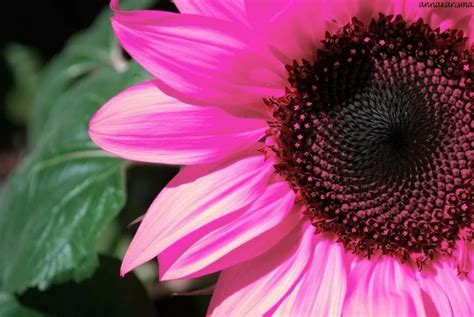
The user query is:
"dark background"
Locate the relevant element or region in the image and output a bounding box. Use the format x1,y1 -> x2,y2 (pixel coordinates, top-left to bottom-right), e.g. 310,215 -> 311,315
0,1 -> 212,316
0,1 -> 107,150
0,0 -> 176,149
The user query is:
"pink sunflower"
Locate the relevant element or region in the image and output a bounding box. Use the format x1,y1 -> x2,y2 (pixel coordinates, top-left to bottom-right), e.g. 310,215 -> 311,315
89,0 -> 474,315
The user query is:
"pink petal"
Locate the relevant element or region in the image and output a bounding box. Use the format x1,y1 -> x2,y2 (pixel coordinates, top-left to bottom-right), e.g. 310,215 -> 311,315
121,153 -> 274,275
89,81 -> 266,165
110,4 -> 285,115
273,234 -> 348,316
416,272 -> 454,317
320,0 -> 418,26
158,181 -> 298,280
244,0 -> 324,63
470,15 -> 474,43
313,0 -> 370,26
173,0 -> 249,26
242,0 -> 395,64
364,0 -> 474,38
455,240 -> 474,278
370,0 -> 474,39
421,3 -> 473,34
393,0 -> 420,21
208,221 -> 314,316
343,257 -> 427,317
319,0 -> 412,25
433,261 -> 474,317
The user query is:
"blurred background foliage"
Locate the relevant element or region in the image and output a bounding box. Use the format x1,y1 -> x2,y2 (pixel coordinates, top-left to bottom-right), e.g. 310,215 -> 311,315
0,1 -> 214,316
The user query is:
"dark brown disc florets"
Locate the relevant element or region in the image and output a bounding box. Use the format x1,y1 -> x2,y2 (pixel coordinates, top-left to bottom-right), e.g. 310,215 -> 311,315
266,14 -> 474,266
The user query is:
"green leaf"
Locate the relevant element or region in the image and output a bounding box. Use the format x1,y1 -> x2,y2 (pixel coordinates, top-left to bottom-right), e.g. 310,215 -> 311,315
0,293 -> 46,317
29,0 -> 154,144
19,256 -> 155,317
0,65 -> 148,293
0,0 -> 152,293
3,44 -> 42,125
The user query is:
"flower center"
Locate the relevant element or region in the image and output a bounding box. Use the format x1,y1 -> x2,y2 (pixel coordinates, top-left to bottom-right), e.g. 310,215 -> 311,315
267,14 -> 473,266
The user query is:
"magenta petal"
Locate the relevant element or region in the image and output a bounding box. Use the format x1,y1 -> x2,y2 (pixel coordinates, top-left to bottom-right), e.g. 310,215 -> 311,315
243,0 -> 394,64
207,222 -> 314,316
89,81 -> 267,165
454,240 -> 474,279
393,0 -> 432,22
273,235 -> 348,316
158,181 -> 298,280
417,272 -> 454,317
173,0 -> 249,26
392,0 -> 474,37
111,5 -> 285,113
343,257 -> 427,317
433,262 -> 474,317
120,153 -> 274,275
470,15 -> 474,43
244,0 -> 324,63
319,0 -> 415,29
422,4 -> 473,34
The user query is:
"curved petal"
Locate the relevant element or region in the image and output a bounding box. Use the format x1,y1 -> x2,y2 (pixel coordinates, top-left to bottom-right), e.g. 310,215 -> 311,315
421,3 -> 473,34
343,257 -> 427,317
311,0 -> 375,26
433,262 -> 474,317
317,0 -> 466,28
158,181 -> 298,280
244,0 -> 324,63
89,81 -> 267,165
455,240 -> 474,279
208,221 -> 314,316
245,0 -> 473,63
273,234 -> 348,317
393,0 -> 424,22
173,0 -> 249,26
121,153 -> 274,275
111,2 -> 285,115
368,0 -> 474,39
416,271 -> 454,317
470,15 -> 474,43
243,0 -> 395,64
356,0 -> 474,45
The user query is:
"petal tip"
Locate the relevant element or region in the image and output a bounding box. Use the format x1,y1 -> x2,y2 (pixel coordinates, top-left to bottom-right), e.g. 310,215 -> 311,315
158,269 -> 171,281
110,0 -> 119,11
88,111 -> 108,149
119,263 -> 131,277
157,255 -> 182,281
120,246 -> 142,277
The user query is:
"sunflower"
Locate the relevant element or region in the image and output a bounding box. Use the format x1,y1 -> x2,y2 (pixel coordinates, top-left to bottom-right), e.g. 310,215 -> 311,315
89,0 -> 473,315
